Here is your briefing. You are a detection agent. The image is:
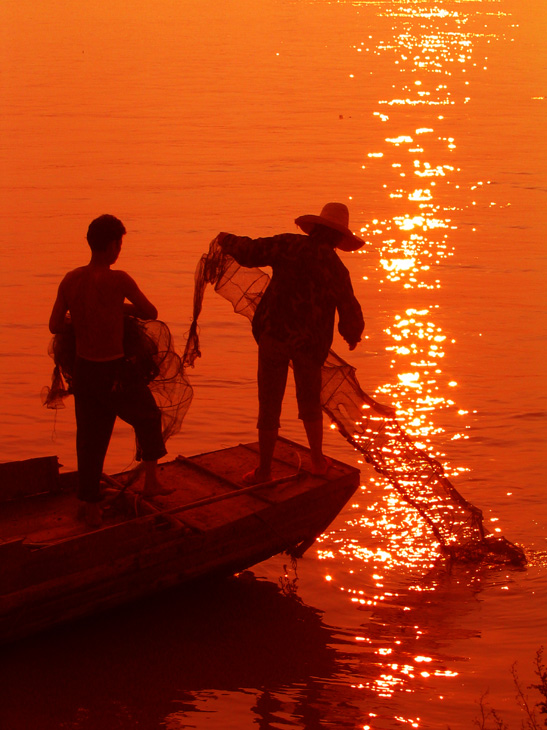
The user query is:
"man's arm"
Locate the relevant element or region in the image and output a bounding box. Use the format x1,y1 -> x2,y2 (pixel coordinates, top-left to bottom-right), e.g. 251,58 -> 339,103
334,268 -> 365,350
337,294 -> 364,350
217,232 -> 282,269
49,282 -> 69,334
122,273 -> 158,320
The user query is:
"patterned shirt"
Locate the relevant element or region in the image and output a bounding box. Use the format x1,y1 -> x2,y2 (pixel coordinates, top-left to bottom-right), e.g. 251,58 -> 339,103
220,232 -> 364,362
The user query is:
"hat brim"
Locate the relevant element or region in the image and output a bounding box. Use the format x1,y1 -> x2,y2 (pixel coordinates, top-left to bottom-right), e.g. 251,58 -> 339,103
295,214 -> 364,252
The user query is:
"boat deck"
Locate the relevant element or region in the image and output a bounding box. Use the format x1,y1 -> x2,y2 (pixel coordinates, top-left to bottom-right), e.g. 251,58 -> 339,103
1,438 -> 360,548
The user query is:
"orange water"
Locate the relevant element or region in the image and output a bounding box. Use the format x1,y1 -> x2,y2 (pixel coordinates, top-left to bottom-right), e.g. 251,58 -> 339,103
1,0 -> 546,728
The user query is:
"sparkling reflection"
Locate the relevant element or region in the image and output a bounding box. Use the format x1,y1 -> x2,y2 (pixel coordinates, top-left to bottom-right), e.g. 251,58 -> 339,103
350,2 -> 511,472
315,1 -> 517,723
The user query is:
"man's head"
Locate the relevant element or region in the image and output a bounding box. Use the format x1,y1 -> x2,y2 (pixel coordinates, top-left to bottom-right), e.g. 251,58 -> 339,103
308,223 -> 345,248
87,214 -> 126,252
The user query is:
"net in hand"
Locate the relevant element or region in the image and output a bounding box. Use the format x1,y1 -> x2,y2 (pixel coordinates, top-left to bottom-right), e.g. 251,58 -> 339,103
43,317 -> 193,445
184,237 -> 525,566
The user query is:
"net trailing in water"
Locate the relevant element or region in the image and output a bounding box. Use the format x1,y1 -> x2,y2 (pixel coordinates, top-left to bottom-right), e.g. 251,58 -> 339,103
182,238 -> 525,566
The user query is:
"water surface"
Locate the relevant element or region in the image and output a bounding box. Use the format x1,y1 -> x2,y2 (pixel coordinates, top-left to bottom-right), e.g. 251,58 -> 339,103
0,0 -> 546,728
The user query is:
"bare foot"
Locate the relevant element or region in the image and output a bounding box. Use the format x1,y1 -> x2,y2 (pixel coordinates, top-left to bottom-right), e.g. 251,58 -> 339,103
142,481 -> 175,498
310,456 -> 333,476
81,502 -> 102,528
242,468 -> 271,486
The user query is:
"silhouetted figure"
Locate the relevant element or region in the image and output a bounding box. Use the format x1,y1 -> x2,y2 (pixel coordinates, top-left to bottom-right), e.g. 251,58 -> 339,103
217,202 -> 365,483
49,215 -> 170,527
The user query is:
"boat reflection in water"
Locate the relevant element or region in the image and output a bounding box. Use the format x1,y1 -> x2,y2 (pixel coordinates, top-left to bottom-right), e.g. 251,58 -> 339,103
1,549 -> 528,730
0,576 -> 345,729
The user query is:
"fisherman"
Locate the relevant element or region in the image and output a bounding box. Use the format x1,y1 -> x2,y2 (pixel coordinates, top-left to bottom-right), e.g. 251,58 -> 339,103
48,214 -> 170,527
217,202 -> 365,484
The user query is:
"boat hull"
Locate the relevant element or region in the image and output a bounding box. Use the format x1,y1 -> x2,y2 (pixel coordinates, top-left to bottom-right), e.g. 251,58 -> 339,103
0,438 -> 360,643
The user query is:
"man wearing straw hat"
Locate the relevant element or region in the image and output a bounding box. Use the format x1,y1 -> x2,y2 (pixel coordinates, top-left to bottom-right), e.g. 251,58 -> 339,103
217,202 -> 365,484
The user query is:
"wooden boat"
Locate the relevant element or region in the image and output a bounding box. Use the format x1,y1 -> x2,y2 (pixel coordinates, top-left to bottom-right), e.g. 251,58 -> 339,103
0,437 -> 360,644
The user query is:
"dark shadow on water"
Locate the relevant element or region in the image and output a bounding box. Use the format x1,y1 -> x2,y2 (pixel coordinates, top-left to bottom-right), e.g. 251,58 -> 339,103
0,561 -> 527,730
0,574 -> 342,730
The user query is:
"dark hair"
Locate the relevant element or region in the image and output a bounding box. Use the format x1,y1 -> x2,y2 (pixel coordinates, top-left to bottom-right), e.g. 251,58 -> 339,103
86,214 -> 126,252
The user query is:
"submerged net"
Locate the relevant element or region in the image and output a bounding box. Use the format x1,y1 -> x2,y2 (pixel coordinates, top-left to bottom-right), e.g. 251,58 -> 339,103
43,317 -> 193,445
184,237 -> 526,565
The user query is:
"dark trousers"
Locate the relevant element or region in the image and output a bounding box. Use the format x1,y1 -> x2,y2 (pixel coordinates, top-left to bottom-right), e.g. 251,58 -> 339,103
257,333 -> 323,430
73,357 -> 166,503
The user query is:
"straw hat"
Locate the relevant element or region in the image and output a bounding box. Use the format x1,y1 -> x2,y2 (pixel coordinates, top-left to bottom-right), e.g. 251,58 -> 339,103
295,202 -> 363,252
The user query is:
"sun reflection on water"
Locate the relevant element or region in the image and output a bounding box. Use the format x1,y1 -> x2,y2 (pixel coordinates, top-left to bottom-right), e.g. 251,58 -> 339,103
314,1 -> 514,722
350,1 -> 513,466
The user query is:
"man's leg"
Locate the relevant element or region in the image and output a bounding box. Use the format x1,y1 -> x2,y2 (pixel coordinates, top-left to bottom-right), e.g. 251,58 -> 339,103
255,427 -> 278,482
249,335 -> 290,483
141,459 -> 175,497
73,359 -> 118,526
115,362 -> 170,496
293,353 -> 330,474
302,417 -> 327,471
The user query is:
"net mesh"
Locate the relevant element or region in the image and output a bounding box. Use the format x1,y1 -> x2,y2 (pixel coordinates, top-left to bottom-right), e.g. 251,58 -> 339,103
184,237 -> 526,565
43,317 -> 193,444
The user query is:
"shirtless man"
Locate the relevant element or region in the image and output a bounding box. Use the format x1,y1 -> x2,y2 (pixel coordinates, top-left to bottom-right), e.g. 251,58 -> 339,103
49,214 -> 168,527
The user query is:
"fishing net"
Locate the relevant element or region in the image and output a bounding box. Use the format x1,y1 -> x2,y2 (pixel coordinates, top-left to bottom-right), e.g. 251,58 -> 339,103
184,236 -> 525,566
43,317 -> 193,445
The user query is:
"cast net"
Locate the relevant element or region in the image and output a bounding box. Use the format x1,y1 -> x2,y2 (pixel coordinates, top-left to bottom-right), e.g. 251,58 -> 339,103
183,237 -> 526,565
43,317 -> 193,445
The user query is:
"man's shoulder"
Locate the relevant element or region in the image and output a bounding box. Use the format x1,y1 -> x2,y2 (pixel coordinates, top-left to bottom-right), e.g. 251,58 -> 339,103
63,266 -> 134,290
63,265 -> 86,277
108,269 -> 138,294
318,246 -> 351,278
60,266 -> 86,286
110,267 -> 132,280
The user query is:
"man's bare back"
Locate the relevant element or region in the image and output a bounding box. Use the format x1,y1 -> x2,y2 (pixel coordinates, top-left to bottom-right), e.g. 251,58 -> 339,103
49,243 -> 157,361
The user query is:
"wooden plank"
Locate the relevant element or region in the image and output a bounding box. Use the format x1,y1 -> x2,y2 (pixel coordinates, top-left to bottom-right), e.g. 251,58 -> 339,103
190,442 -> 300,492
0,443 -> 360,546
0,456 -> 60,501
1,491 -> 79,543
0,515 -> 177,592
176,455 -> 274,503
125,459 -> 279,531
190,438 -> 359,506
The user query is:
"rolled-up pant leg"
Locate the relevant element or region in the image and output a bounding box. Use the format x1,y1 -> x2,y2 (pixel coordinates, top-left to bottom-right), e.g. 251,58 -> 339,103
257,334 -> 290,431
115,365 -> 167,462
292,350 -> 323,423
